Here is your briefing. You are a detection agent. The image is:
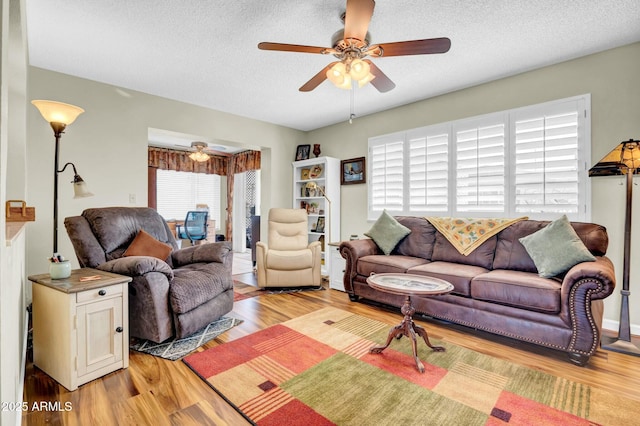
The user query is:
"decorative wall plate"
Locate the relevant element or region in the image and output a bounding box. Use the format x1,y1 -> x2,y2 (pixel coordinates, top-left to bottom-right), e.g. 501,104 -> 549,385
309,164 -> 323,178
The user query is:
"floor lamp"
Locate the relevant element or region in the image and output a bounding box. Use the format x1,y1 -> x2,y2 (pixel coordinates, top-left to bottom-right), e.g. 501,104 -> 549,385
31,100 -> 93,254
589,138 -> 640,356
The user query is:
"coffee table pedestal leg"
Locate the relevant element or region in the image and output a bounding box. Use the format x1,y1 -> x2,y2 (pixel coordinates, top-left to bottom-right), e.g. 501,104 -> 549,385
370,295 -> 445,373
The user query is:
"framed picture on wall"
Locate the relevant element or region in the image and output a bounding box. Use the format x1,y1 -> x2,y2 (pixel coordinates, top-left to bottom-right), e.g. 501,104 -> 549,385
341,157 -> 366,185
296,144 -> 311,161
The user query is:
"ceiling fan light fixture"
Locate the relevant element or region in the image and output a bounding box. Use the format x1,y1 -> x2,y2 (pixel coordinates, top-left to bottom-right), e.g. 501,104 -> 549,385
189,151 -> 210,162
349,59 -> 370,80
326,62 -> 352,89
189,141 -> 210,162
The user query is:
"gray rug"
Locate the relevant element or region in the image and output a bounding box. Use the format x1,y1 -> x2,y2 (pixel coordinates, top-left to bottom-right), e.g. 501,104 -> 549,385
130,316 -> 243,361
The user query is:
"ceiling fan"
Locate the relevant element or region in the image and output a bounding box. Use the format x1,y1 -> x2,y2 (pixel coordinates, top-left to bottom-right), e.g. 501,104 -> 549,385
175,142 -> 232,162
258,0 -> 451,92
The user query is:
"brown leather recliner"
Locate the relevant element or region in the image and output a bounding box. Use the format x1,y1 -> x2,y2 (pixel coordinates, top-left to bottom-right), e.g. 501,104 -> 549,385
65,207 -> 234,343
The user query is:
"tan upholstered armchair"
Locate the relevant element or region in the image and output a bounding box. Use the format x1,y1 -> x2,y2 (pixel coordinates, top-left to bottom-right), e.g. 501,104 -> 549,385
256,208 -> 322,288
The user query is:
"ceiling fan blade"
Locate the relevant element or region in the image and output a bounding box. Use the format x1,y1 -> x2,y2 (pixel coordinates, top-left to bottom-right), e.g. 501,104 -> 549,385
370,37 -> 451,57
364,60 -> 395,92
299,62 -> 339,92
258,42 -> 332,54
344,0 -> 375,43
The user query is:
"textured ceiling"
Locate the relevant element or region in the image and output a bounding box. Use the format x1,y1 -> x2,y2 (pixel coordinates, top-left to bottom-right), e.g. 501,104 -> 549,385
26,0 -> 640,134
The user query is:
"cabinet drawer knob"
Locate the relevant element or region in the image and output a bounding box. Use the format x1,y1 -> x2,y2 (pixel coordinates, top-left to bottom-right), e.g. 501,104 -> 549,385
98,289 -> 107,296
115,327 -> 123,333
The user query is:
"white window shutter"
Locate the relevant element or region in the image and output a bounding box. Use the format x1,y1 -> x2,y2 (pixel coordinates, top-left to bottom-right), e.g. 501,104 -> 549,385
409,132 -> 449,212
455,122 -> 506,214
513,104 -> 581,217
369,138 -> 404,216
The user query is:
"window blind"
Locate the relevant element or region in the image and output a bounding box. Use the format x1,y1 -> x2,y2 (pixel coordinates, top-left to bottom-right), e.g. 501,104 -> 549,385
156,169 -> 221,224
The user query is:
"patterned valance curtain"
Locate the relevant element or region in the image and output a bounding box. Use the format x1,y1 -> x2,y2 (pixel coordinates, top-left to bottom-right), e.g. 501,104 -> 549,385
231,150 -> 261,174
148,147 -> 260,175
148,146 -> 228,175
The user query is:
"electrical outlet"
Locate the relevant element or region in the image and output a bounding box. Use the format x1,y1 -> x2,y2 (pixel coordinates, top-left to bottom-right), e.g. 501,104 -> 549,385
129,193 -> 136,204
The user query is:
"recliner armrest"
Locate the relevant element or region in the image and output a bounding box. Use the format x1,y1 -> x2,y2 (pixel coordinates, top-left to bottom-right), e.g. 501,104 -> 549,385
97,256 -> 174,281
171,241 -> 233,268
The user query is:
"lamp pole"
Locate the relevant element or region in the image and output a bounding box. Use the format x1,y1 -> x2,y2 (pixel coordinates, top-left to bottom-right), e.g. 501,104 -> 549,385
590,139 -> 640,356
52,123 -> 66,253
601,169 -> 640,355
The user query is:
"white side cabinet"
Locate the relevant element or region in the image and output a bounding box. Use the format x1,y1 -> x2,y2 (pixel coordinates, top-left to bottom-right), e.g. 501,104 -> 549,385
328,242 -> 346,291
293,156 -> 341,276
29,268 -> 131,391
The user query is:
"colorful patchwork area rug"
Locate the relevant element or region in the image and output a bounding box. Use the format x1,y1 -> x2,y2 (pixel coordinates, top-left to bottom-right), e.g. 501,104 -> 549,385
183,307 -> 638,425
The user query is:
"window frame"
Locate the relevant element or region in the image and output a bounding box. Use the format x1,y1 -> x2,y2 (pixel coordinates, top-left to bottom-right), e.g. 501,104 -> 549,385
367,94 -> 591,222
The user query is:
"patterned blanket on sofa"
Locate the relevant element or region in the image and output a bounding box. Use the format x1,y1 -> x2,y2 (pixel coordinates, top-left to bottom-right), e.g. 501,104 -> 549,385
426,216 -> 527,256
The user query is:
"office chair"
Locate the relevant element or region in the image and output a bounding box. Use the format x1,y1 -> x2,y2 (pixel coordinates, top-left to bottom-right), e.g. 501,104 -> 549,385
176,211 -> 209,245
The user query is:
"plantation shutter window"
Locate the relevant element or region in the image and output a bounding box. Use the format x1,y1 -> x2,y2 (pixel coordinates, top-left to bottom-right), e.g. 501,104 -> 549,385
369,138 -> 404,217
409,131 -> 449,212
455,122 -> 506,213
367,94 -> 590,221
513,101 -> 583,218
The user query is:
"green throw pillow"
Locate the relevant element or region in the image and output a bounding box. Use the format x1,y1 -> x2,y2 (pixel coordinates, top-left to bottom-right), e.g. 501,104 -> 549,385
364,210 -> 411,255
519,215 -> 596,278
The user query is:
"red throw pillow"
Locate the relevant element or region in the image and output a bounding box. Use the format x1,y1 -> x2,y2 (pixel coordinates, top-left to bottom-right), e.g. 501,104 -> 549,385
124,229 -> 172,261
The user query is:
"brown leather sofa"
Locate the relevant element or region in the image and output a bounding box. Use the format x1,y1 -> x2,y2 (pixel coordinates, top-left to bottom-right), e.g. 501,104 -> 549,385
65,207 -> 234,343
340,217 -> 616,365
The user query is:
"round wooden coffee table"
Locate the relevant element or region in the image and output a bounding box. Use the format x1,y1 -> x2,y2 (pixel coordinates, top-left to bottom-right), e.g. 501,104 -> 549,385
367,273 -> 454,373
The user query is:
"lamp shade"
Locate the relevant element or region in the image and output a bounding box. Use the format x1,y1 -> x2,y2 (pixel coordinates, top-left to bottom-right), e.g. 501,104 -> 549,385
349,59 -> 371,81
71,174 -> 93,198
589,139 -> 640,177
326,62 -> 352,89
31,100 -> 85,125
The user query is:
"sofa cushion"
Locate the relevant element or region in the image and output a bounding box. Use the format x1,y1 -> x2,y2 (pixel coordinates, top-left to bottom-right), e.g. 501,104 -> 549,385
394,216 -> 437,259
493,220 -> 608,273
358,255 -> 428,276
124,229 -> 172,261
431,231 -> 497,269
408,261 -> 488,297
266,249 -> 313,271
519,215 -> 596,278
471,270 -> 562,313
364,210 -> 411,255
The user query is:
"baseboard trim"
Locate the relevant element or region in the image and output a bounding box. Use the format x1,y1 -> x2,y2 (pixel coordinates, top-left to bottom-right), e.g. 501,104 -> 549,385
602,318 -> 640,337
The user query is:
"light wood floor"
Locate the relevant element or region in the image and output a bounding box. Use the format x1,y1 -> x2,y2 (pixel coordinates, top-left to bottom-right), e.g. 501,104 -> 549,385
23,269 -> 640,425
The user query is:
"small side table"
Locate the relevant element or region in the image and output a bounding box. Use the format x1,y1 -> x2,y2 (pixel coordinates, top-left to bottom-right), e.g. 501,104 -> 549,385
367,273 -> 453,373
29,268 -> 132,391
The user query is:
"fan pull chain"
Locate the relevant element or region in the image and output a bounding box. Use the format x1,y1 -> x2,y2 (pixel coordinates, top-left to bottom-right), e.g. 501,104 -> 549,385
349,85 -> 356,124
